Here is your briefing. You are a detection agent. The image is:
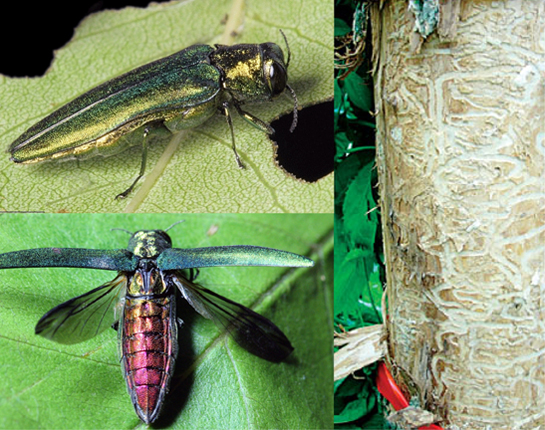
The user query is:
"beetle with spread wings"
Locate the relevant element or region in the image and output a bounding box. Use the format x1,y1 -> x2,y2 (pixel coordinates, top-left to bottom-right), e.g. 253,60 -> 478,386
0,227 -> 313,423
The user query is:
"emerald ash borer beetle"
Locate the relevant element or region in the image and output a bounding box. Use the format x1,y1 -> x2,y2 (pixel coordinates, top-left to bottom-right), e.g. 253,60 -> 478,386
9,32 -> 298,199
0,223 -> 312,423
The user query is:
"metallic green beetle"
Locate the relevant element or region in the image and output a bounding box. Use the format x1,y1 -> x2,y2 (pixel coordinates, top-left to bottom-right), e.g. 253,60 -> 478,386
0,223 -> 312,423
9,34 -> 298,199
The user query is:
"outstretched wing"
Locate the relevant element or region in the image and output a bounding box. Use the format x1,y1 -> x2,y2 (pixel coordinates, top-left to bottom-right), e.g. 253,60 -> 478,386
170,272 -> 293,362
35,274 -> 127,344
0,248 -> 137,271
157,245 -> 314,270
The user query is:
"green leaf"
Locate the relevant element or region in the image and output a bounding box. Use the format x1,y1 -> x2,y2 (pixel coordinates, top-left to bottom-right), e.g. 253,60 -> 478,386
334,248 -> 371,319
334,18 -> 351,37
0,0 -> 333,213
334,377 -> 376,424
334,79 -> 343,128
344,72 -> 373,113
343,163 -> 378,247
335,131 -> 351,162
0,213 -> 333,429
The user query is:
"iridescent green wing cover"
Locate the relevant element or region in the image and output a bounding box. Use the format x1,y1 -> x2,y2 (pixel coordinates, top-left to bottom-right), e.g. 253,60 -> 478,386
0,248 -> 137,271
10,45 -> 219,162
156,246 -> 314,270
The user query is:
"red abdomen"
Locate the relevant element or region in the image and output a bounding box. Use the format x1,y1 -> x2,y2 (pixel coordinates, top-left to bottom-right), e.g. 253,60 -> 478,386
121,296 -> 177,423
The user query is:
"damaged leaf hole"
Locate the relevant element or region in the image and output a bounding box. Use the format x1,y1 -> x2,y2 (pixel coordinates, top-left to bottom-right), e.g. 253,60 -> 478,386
271,101 -> 333,182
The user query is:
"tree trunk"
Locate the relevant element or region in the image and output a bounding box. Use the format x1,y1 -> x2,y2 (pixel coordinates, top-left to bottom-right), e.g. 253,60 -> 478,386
371,0 -> 544,428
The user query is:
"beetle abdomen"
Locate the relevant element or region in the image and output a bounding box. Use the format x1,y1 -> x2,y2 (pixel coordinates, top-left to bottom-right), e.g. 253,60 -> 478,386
9,45 -> 220,164
121,296 -> 177,424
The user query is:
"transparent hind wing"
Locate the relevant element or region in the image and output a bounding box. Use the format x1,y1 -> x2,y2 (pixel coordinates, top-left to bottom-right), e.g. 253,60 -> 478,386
35,274 -> 127,344
171,272 -> 293,362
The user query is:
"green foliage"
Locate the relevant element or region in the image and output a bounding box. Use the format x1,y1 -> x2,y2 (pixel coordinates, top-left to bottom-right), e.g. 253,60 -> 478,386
334,373 -> 376,425
335,18 -> 352,37
334,1 -> 387,428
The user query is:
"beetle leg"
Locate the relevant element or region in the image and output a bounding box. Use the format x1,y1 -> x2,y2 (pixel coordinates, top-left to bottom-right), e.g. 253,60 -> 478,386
221,102 -> 245,169
115,127 -> 150,199
188,268 -> 200,282
232,102 -> 275,135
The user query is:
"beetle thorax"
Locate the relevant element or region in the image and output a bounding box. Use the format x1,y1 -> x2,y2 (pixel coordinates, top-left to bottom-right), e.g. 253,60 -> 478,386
127,262 -> 167,296
210,43 -> 288,103
128,230 -> 173,258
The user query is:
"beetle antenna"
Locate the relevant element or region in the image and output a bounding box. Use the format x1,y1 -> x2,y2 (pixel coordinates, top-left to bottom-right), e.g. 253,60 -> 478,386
111,228 -> 133,235
286,84 -> 298,133
279,29 -> 291,68
165,220 -> 185,232
278,30 -> 297,132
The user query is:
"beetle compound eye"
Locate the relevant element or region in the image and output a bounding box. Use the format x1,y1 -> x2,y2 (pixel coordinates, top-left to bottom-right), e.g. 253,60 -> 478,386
267,62 -> 287,97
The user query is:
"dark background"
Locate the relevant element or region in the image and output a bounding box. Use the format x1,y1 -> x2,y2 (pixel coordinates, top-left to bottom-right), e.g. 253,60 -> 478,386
2,1 -> 168,77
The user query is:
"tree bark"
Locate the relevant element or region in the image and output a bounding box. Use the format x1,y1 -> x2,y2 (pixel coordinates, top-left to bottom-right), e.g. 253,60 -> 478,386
371,1 -> 544,428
